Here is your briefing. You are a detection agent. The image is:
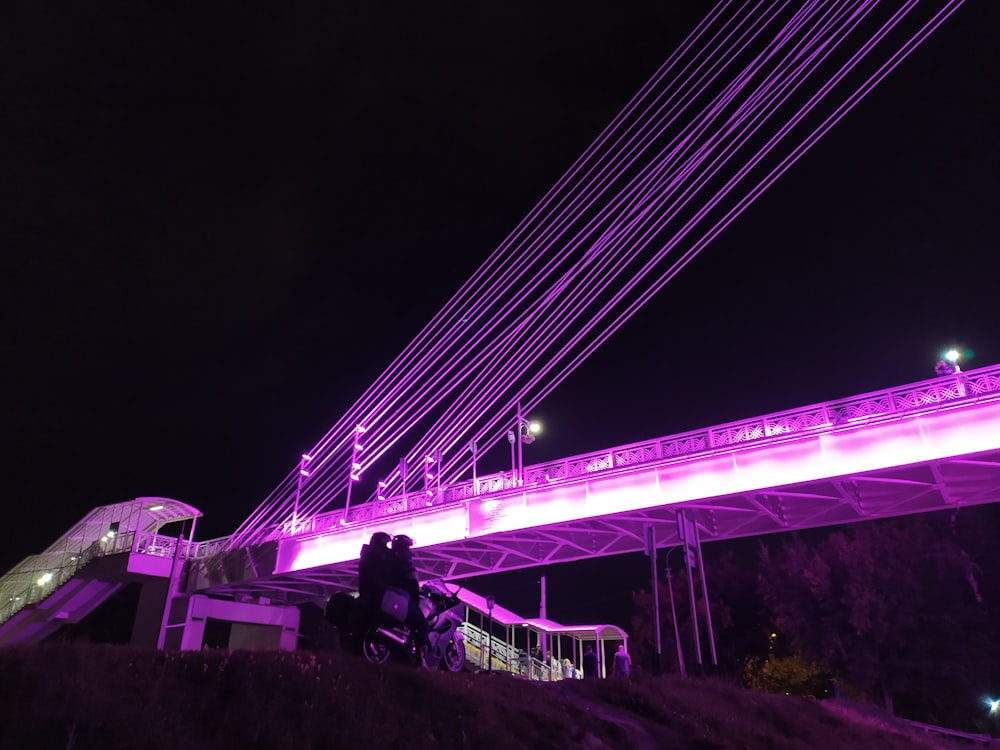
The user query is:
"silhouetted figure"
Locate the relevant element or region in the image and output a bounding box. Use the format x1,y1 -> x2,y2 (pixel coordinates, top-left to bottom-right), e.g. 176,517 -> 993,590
935,359 -> 960,376
358,532 -> 392,600
612,644 -> 632,681
356,531 -> 393,630
390,534 -> 430,663
582,644 -> 599,679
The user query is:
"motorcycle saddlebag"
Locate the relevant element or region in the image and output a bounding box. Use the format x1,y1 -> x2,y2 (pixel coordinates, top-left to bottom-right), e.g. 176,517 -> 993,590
381,587 -> 410,623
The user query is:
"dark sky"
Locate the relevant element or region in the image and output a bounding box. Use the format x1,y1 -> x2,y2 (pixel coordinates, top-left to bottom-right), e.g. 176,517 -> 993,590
2,2 -> 998,623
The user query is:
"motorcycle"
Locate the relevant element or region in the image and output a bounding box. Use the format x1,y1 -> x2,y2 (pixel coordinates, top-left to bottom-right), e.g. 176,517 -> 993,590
326,579 -> 467,672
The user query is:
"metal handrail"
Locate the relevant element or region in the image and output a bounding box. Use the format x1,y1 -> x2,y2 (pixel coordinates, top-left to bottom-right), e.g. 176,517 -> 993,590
0,531 -> 191,626
240,366 -> 998,547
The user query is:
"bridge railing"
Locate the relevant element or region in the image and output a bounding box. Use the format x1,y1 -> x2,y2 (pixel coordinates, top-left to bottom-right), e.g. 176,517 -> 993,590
0,531 -> 196,626
207,366 -> 1000,551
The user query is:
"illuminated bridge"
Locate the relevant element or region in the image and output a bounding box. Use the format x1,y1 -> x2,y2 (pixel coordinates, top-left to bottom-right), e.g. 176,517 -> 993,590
190,365 -> 1000,604
2,365 -> 999,650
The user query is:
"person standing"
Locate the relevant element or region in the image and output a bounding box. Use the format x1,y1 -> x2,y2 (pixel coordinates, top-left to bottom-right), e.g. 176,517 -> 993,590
582,644 -> 600,679
612,644 -> 632,681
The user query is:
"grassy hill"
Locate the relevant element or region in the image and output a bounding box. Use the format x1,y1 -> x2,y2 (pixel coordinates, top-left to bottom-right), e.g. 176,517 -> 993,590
0,645 -> 993,750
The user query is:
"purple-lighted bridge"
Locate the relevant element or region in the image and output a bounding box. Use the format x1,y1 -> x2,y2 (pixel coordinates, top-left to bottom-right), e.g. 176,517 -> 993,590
191,365 -> 1000,605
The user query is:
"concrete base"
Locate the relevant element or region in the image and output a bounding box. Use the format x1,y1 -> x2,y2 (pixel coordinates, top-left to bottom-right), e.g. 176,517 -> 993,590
161,594 -> 299,651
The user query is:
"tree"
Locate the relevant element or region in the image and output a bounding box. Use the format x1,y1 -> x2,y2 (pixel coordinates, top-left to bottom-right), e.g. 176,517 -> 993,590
757,511 -> 993,726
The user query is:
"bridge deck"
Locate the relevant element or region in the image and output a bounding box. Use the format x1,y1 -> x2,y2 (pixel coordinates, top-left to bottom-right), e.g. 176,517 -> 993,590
192,366 -> 1000,605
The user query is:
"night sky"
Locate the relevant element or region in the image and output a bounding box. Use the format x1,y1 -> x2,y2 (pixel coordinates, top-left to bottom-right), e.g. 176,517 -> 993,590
3,2 -> 998,625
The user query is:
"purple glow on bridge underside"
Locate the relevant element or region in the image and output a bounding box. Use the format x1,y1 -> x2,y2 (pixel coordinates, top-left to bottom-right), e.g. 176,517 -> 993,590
280,506 -> 469,572
274,398 -> 1000,575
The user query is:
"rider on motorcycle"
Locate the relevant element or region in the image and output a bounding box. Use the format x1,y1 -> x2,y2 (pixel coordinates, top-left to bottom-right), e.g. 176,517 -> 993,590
389,534 -> 431,663
357,532 -> 393,624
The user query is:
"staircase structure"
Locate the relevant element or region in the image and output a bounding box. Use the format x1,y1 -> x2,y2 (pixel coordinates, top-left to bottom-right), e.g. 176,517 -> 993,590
0,498 -> 200,646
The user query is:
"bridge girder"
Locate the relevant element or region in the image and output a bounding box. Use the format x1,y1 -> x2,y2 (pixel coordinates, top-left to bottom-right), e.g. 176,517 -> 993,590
198,447 -> 1000,607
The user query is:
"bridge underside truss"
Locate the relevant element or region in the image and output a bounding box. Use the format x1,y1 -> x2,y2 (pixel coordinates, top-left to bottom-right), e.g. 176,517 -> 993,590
200,447 -> 1000,607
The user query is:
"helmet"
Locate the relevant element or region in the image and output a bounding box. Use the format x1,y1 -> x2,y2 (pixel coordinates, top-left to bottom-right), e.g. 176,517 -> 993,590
370,532 -> 391,547
392,534 -> 414,550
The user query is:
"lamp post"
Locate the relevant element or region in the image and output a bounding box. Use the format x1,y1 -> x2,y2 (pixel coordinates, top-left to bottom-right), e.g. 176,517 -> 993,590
469,440 -> 479,496
486,594 -> 495,673
506,402 -> 541,486
294,453 -> 312,532
342,425 -> 365,523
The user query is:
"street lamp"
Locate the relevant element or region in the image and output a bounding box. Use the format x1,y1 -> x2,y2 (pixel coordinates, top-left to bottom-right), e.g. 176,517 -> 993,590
469,440 -> 479,496
294,453 -> 312,532
506,402 -> 541,486
486,594 -> 496,673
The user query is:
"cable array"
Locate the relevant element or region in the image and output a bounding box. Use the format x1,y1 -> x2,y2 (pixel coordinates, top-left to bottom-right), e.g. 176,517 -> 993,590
226,0 -> 965,550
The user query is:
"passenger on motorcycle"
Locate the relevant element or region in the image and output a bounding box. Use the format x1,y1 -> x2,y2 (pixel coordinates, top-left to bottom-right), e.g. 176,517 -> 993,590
390,534 -> 431,661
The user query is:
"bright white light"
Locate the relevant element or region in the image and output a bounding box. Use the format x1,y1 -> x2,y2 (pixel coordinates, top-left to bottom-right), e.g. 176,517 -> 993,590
529,421 -> 542,434
987,698 -> 1000,714
37,572 -> 53,586
149,504 -> 164,511
945,349 -> 960,363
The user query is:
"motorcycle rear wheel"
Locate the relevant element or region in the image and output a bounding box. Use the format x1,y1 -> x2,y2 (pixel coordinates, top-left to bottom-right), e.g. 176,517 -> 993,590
441,638 -> 466,672
362,627 -> 391,665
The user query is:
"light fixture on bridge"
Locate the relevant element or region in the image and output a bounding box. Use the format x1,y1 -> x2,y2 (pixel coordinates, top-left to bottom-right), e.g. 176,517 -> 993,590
37,572 -> 53,586
424,449 -> 442,505
294,453 -> 313,530
508,402 -> 542,486
343,427 -> 368,522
